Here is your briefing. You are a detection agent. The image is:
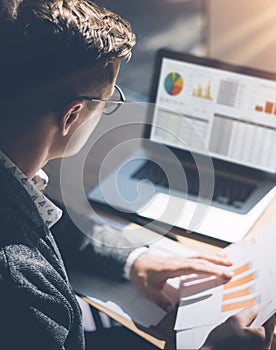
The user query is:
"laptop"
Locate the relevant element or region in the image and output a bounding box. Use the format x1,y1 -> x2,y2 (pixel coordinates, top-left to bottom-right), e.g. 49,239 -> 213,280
88,49 -> 276,242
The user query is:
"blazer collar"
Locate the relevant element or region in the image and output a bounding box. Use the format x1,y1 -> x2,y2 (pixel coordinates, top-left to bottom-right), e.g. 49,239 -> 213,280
0,163 -> 48,235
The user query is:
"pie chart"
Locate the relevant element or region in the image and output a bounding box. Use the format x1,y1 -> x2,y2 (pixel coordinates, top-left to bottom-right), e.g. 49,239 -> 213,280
164,72 -> 184,96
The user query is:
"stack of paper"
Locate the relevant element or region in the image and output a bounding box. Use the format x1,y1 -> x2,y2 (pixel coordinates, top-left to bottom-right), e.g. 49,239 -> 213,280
175,221 -> 276,349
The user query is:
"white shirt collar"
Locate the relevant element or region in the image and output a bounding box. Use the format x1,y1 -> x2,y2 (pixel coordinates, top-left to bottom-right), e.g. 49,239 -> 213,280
0,151 -> 62,228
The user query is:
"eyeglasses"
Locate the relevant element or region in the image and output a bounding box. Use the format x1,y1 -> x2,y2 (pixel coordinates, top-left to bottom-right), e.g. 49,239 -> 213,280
78,84 -> 126,116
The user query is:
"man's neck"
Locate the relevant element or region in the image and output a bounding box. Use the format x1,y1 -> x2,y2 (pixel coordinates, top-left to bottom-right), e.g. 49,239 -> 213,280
0,146 -> 48,180
0,115 -> 56,179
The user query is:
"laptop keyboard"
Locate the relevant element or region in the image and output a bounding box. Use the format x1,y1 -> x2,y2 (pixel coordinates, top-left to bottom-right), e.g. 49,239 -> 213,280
132,160 -> 256,209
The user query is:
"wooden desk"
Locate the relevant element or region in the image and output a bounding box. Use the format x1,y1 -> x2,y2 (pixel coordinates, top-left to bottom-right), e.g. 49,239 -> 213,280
77,197 -> 276,350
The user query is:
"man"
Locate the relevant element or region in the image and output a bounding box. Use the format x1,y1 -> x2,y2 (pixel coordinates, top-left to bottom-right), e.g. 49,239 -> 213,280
0,1 -> 273,349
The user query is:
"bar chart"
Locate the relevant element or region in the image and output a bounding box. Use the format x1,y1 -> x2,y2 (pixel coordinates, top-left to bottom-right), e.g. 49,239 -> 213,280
192,80 -> 212,100
255,101 -> 276,115
221,262 -> 260,313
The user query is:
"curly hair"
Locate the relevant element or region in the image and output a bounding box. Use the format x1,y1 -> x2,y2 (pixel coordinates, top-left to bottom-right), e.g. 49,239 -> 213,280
15,0 -> 136,61
0,0 -> 136,105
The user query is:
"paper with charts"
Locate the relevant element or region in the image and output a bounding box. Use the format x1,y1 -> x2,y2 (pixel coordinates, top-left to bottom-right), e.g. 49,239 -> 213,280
175,220 -> 276,350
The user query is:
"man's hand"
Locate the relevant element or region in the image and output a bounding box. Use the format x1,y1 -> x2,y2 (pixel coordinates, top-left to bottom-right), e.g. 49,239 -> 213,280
201,306 -> 275,350
130,252 -> 233,311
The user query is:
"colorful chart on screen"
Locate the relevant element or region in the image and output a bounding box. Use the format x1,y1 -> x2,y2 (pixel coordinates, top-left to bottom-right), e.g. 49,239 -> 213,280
164,72 -> 184,96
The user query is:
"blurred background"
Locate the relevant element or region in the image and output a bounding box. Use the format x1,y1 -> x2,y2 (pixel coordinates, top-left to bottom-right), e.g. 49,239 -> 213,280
97,0 -> 207,100
97,0 -> 276,100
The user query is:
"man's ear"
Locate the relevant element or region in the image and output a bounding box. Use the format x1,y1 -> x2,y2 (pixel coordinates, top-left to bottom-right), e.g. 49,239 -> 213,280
60,101 -> 84,137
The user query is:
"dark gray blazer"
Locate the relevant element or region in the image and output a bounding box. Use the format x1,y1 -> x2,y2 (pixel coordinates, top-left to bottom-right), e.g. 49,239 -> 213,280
0,163 -> 135,349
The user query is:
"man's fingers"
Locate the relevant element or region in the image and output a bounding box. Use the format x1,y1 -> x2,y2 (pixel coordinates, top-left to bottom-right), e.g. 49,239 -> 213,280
237,312 -> 274,349
232,305 -> 259,326
147,288 -> 174,312
263,316 -> 275,347
193,253 -> 233,266
159,259 -> 234,281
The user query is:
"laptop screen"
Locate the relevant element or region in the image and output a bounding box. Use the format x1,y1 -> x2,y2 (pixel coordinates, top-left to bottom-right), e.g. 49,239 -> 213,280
150,52 -> 276,173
